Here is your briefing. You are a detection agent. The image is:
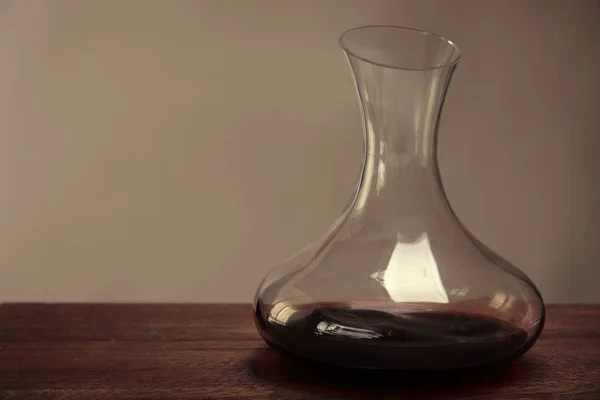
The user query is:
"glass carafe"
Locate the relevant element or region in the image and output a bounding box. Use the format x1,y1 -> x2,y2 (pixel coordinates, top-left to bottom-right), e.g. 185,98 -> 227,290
253,26 -> 545,370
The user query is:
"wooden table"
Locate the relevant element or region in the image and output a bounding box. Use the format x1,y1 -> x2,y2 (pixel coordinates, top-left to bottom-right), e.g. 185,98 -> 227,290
0,304 -> 598,399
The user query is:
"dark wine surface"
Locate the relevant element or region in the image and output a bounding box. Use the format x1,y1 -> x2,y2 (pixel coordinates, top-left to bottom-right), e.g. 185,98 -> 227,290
255,305 -> 529,370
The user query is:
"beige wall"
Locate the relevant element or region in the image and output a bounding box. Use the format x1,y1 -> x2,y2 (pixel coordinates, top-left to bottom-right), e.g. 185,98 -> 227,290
0,0 -> 598,302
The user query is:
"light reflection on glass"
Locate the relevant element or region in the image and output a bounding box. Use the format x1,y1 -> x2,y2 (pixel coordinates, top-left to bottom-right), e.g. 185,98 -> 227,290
379,233 -> 449,304
376,161 -> 386,194
267,301 -> 295,325
490,292 -> 514,310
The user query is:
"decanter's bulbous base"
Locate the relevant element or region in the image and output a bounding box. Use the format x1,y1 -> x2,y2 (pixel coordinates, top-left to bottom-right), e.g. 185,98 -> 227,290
253,231 -> 545,370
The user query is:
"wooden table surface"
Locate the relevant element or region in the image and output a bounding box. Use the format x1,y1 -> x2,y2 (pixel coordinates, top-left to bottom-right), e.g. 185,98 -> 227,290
0,304 -> 598,399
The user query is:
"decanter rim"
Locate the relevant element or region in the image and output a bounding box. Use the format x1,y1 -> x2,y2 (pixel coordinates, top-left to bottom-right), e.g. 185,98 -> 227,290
339,25 -> 461,71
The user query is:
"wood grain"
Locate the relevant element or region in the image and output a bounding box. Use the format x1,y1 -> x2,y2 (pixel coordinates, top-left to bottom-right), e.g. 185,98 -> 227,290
0,304 -> 598,399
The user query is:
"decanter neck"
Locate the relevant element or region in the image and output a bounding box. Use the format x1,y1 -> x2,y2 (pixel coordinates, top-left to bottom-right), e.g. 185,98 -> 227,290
345,55 -> 458,237
351,55 -> 456,165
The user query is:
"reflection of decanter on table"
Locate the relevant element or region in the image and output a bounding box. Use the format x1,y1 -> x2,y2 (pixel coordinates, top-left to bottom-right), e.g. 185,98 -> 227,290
254,26 -> 545,370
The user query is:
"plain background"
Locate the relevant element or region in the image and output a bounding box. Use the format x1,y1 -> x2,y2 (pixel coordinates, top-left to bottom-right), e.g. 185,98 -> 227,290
0,0 -> 598,303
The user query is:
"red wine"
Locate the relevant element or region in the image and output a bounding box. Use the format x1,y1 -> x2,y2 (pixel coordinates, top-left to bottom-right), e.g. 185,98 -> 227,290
255,304 -> 530,370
